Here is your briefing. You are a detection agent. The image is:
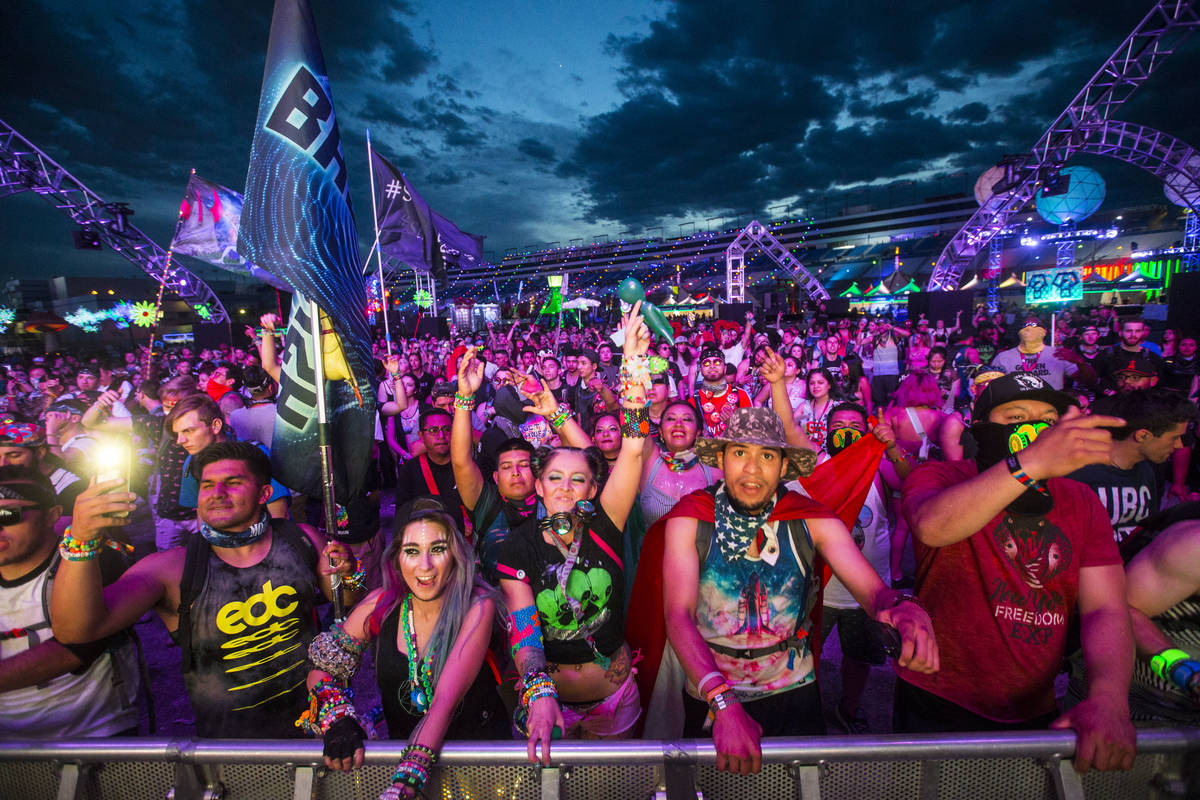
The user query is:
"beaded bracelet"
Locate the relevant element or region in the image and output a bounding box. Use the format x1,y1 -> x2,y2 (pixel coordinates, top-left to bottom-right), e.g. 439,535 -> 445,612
295,679 -> 359,735
59,527 -> 103,562
547,404 -> 573,429
620,354 -> 651,391
452,392 -> 476,411
619,405 -> 651,438
341,558 -> 368,591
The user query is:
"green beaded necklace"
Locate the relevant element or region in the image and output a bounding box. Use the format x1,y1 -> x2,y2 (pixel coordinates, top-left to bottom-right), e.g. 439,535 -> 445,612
401,593 -> 434,713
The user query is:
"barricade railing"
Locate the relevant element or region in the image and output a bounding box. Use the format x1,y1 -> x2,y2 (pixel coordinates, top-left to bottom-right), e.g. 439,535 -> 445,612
0,728 -> 1196,800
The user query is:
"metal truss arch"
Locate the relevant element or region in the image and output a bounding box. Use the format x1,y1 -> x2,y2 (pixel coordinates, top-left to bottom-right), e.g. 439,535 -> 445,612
725,220 -> 829,303
0,118 -> 229,323
928,0 -> 1200,290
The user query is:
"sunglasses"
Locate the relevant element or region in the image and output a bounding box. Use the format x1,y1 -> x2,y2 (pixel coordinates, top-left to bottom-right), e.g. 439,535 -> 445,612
0,505 -> 41,526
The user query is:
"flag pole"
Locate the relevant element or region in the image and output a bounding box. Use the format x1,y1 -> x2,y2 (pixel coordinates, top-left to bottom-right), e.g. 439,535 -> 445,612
310,299 -> 345,621
145,167 -> 193,374
365,129 -> 394,356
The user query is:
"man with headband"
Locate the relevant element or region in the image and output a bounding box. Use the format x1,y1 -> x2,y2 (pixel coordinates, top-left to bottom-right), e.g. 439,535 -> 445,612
660,407 -> 938,774
0,466 -> 140,737
51,441 -> 361,739
899,372 -> 1136,773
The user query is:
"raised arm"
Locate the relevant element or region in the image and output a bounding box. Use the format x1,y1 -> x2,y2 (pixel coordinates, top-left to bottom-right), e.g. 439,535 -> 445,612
760,348 -> 816,451
907,409 -> 1122,547
51,480 -> 173,643
515,370 -> 593,449
739,312 -> 754,350
378,354 -> 410,417
452,349 -> 487,510
257,314 -> 282,383
599,303 -> 650,530
81,390 -> 132,433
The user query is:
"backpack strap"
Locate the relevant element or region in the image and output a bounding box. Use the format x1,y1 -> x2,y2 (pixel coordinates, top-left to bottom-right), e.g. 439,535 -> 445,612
176,533 -> 212,675
268,517 -> 319,572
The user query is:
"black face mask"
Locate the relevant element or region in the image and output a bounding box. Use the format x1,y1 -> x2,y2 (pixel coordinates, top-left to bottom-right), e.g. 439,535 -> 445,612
969,420 -> 1054,515
827,426 -> 863,456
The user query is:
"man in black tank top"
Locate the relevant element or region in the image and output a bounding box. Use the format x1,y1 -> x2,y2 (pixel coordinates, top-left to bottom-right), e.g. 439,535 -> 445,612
50,441 -> 363,738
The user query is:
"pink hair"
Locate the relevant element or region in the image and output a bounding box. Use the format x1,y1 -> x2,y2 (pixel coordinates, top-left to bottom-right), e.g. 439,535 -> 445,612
894,372 -> 942,408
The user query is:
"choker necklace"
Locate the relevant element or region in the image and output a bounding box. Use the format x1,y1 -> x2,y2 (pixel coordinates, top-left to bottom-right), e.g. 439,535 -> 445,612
198,511 -> 270,548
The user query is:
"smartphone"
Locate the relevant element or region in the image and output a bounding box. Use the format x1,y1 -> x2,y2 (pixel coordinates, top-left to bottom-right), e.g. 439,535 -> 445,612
94,442 -> 132,519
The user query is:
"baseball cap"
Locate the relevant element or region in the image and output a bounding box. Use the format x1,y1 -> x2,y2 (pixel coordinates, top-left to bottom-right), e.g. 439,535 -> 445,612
1113,354 -> 1158,377
47,399 -> 88,416
972,373 -> 1077,420
0,465 -> 57,509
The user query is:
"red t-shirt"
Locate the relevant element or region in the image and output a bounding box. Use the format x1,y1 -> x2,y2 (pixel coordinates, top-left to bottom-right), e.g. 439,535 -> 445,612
898,460 -> 1120,722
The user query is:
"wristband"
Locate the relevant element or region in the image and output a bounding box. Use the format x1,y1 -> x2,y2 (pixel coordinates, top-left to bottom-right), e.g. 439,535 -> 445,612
707,689 -> 738,713
1150,647 -> 1200,690
696,670 -> 725,696
547,404 -> 573,429
1005,454 -> 1049,496
452,392 -> 476,411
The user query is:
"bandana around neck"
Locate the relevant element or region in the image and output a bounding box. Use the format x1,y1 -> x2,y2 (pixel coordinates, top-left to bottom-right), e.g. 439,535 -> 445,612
713,483 -> 776,561
199,511 -> 271,549
659,447 -> 698,473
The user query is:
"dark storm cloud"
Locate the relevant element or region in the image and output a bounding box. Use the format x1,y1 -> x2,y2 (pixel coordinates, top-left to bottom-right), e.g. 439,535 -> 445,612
517,138 -> 556,163
563,0 -> 1175,228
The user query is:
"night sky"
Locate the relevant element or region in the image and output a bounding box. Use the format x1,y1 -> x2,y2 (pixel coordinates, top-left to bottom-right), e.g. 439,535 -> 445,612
1,0 -> 1197,283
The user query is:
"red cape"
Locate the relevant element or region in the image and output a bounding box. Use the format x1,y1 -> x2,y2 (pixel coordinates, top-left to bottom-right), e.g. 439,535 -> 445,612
626,433 -> 886,710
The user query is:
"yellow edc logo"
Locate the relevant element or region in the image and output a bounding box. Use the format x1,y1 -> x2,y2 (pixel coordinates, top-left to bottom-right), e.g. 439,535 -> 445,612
216,580 -> 299,634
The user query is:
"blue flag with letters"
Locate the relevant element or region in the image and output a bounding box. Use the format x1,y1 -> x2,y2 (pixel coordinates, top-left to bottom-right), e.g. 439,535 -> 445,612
238,0 -> 375,506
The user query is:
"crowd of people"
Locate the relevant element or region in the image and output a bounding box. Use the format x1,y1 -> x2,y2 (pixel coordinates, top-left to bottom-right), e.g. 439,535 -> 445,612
1,295 -> 1198,797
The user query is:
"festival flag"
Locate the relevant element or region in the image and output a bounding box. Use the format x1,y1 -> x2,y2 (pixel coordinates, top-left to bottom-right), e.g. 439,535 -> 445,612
170,172 -> 288,290
369,147 -> 484,284
237,0 -> 375,504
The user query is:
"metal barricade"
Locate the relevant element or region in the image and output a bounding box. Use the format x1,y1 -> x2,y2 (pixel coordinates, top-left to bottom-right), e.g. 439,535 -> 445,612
0,729 -> 1196,800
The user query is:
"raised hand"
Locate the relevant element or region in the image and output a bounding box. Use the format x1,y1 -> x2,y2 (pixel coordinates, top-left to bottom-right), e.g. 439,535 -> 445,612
758,347 -> 786,384
1018,407 -> 1125,482
621,300 -> 651,359
513,369 -> 558,417
71,478 -> 137,541
456,348 -> 485,395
